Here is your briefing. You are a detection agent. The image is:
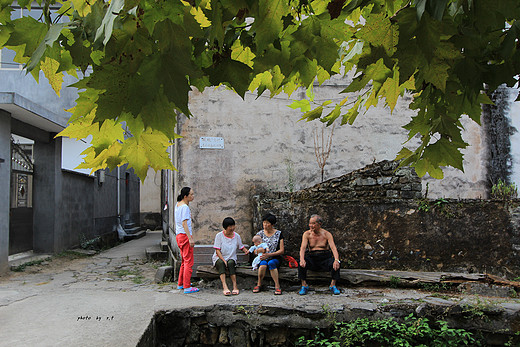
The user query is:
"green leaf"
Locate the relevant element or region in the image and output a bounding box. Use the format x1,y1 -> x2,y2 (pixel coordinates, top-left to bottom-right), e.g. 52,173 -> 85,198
288,99 -> 311,112
291,56 -> 318,87
424,137 -> 465,171
206,57 -> 253,98
252,0 -> 290,52
356,13 -> 398,56
76,142 -> 123,173
0,4 -> 12,24
344,58 -> 392,94
120,129 -> 174,181
94,0 -> 124,45
378,67 -> 400,112
300,106 -> 323,122
427,0 -> 449,21
341,97 -> 362,125
90,119 -> 125,155
414,0 -> 427,22
72,0 -> 95,16
27,22 -> 69,71
57,111 -> 98,140
413,158 -> 427,177
477,92 -> 493,105
138,92 -> 179,140
420,59 -> 450,91
231,39 -> 255,68
322,103 -> 342,126
40,57 -> 63,95
5,16 -> 47,56
395,147 -> 413,161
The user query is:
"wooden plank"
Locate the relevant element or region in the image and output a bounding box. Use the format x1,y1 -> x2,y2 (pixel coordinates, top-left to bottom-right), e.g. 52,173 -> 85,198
195,265 -> 517,288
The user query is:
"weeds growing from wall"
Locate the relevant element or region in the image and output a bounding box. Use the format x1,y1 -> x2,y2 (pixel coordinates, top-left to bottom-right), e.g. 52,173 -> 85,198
389,275 -> 401,288
79,234 -> 101,250
419,282 -> 454,292
491,179 -> 518,200
296,314 -> 481,346
417,198 -> 456,218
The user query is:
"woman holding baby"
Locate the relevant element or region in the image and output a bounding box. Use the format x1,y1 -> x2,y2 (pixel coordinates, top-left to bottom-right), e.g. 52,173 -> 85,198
253,213 -> 285,295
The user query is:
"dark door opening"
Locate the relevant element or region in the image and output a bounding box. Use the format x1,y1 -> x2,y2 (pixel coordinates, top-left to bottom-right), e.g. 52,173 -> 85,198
9,136 -> 34,255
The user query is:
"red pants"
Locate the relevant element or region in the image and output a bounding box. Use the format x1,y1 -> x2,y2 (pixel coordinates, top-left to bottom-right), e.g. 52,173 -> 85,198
176,233 -> 194,288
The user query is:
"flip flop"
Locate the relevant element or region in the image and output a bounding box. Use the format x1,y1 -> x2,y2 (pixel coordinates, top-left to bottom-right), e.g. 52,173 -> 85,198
253,286 -> 261,293
232,289 -> 239,295
223,290 -> 231,296
274,288 -> 282,295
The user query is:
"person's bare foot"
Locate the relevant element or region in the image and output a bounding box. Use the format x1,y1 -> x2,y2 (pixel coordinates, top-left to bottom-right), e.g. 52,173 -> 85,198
232,289 -> 239,295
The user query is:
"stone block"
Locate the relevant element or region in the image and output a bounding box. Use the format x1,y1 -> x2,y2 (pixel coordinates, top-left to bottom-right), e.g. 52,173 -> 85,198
401,184 -> 412,191
200,327 -> 219,345
218,327 -> 229,344
377,177 -> 392,185
395,168 -> 408,176
154,266 -> 173,283
400,190 -> 418,199
361,177 -> 377,186
458,282 -> 513,298
412,183 -> 423,191
386,190 -> 399,198
228,326 -> 248,346
266,328 -> 288,345
382,161 -> 395,170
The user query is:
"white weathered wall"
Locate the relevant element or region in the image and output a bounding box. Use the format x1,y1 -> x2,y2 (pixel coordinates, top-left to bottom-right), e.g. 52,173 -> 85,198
141,167 -> 162,214
509,88 -> 520,188
422,117 -> 488,199
176,80 -> 487,243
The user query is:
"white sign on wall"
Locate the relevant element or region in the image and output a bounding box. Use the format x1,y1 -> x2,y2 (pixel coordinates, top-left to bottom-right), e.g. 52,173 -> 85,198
200,137 -> 224,149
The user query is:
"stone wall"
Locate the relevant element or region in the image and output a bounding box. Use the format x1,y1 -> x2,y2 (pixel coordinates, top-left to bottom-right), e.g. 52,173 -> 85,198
139,303 -> 520,346
252,161 -> 520,278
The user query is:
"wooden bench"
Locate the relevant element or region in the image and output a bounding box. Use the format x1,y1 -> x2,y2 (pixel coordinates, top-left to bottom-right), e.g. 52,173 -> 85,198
196,265 -> 520,288
193,245 -> 249,273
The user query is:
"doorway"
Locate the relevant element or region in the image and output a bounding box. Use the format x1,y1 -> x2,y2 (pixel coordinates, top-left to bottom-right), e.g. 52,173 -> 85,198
9,135 -> 34,255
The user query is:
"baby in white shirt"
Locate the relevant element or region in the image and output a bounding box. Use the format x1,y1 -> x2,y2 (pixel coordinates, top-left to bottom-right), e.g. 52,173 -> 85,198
248,235 -> 269,270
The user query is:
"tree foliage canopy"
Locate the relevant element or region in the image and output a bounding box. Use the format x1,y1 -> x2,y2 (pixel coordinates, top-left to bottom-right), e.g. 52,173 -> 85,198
1,0 -> 519,180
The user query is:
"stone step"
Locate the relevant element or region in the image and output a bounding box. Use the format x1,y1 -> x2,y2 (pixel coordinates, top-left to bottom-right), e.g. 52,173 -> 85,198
123,230 -> 146,241
125,226 -> 142,234
160,241 -> 168,251
146,245 -> 168,261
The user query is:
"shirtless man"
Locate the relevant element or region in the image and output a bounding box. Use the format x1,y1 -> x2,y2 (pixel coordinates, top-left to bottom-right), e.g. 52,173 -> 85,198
298,214 -> 341,295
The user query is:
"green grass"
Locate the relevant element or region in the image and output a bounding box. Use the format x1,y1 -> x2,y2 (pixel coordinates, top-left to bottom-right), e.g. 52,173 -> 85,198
11,258 -> 50,272
112,267 -> 145,284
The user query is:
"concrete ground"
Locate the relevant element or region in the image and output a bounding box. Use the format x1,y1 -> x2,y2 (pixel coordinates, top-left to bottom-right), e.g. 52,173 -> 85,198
1,231 -> 520,347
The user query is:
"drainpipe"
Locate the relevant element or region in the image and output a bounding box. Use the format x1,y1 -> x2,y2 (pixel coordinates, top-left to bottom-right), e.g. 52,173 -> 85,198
117,166 -> 120,216
116,166 -> 127,240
